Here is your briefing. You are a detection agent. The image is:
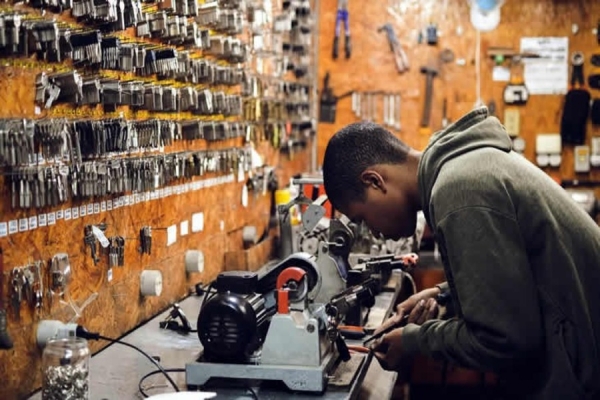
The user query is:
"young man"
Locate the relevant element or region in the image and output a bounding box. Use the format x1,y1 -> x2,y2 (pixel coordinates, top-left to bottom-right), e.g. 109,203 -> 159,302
321,107 -> 600,399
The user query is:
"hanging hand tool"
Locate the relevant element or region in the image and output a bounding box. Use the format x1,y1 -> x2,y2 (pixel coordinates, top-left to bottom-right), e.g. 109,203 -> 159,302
332,0 -> 351,59
561,52 -> 591,145
426,23 -> 438,46
441,98 -> 449,128
0,248 -> 14,350
319,72 -> 354,123
419,59 -> 439,137
377,23 -> 409,74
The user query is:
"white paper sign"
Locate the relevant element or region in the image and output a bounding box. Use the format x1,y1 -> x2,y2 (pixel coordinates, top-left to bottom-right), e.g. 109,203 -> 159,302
520,37 -> 569,95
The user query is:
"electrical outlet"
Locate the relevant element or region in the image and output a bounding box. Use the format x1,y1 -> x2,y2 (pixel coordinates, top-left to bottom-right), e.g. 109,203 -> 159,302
504,109 -> 520,137
591,137 -> 600,167
574,146 -> 590,173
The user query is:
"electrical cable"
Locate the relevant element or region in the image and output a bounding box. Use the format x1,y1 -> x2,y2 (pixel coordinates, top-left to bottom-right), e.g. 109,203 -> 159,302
75,326 -> 180,395
246,386 -> 259,399
138,368 -> 185,398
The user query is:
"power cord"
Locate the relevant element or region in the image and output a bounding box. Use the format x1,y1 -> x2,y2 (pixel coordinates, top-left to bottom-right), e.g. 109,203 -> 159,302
138,368 -> 185,398
75,326 -> 180,396
76,323 -> 260,399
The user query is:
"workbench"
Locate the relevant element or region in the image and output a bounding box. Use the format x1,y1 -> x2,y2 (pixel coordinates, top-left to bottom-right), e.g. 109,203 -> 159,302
28,289 -> 400,400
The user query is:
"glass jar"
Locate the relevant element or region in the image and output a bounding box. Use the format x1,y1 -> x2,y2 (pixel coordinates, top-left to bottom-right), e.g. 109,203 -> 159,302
42,337 -> 90,400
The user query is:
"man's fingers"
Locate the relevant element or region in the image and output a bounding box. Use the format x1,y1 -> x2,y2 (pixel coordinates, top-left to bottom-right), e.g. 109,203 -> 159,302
407,299 -> 426,324
374,308 -> 405,335
369,334 -> 390,354
397,297 -> 417,315
425,299 -> 439,320
415,298 -> 436,324
373,351 -> 390,370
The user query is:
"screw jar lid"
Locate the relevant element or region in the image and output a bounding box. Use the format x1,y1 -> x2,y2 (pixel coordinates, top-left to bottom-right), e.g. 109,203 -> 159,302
44,337 -> 90,364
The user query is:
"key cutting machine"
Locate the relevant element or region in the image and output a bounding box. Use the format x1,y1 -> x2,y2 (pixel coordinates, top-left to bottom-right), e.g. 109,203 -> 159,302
186,253 -> 367,393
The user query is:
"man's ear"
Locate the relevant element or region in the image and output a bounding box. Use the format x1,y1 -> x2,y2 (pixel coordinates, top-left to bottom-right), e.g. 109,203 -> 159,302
360,170 -> 386,193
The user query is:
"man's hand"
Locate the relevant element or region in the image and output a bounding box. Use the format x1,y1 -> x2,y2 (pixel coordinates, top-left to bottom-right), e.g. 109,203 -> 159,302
373,287 -> 440,336
400,287 -> 440,323
371,327 -> 406,371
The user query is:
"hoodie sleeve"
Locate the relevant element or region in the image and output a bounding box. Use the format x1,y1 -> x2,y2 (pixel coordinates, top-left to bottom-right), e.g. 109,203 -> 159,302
402,206 -> 542,372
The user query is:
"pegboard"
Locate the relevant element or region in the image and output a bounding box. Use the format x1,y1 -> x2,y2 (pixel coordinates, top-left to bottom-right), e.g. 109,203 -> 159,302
0,0 -> 316,398
317,0 -> 600,209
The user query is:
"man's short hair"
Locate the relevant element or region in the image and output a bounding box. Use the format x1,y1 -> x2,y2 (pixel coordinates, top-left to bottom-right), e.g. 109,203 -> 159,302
322,122 -> 411,210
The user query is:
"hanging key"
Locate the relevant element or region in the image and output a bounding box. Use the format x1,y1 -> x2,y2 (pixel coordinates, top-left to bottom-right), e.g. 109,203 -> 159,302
84,225 -> 99,265
10,268 -> 23,320
22,267 -> 35,306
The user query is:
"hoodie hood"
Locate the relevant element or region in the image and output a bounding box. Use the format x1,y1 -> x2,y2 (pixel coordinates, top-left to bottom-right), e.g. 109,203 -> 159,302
417,107 -> 513,223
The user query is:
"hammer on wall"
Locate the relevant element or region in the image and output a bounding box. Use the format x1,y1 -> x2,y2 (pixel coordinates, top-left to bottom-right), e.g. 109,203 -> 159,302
418,59 -> 439,137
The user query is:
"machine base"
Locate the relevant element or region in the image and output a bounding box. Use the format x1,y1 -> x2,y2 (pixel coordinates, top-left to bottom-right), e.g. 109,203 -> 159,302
186,350 -> 344,393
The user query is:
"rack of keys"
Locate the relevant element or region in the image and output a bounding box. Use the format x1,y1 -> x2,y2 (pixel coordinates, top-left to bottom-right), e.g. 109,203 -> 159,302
10,261 -> 44,320
106,236 -> 125,268
139,227 -> 152,255
84,224 -> 107,265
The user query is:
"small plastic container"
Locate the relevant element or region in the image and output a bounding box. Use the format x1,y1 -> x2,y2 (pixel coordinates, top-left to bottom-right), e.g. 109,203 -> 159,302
42,337 -> 90,400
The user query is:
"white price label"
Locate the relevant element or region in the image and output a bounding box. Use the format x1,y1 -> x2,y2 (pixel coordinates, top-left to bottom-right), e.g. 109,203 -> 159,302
29,216 -> 37,230
107,200 -> 113,211
101,201 -> 106,212
0,222 -> 7,237
38,214 -> 47,227
8,220 -> 18,234
18,218 -> 28,232
94,203 -> 100,214
56,210 -> 64,220
87,204 -> 93,215
47,212 -> 56,225
72,207 -> 79,219
64,208 -> 71,220
80,205 -> 86,217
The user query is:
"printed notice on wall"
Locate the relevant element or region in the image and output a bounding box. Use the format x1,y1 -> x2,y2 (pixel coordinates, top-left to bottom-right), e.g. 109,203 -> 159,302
520,37 -> 568,95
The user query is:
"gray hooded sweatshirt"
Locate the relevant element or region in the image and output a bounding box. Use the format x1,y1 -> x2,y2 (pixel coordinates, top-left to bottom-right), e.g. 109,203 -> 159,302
402,107 -> 600,399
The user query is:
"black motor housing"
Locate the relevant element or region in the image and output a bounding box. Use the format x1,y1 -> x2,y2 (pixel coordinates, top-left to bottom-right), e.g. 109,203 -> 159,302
197,272 -> 270,363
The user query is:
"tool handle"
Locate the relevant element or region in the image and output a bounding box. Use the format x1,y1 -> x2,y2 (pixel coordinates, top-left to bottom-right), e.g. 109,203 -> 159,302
421,76 -> 434,127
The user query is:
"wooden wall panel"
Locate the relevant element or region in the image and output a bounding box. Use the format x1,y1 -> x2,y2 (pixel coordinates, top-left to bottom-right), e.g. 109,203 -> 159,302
317,0 -> 600,199
0,4 -> 312,400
